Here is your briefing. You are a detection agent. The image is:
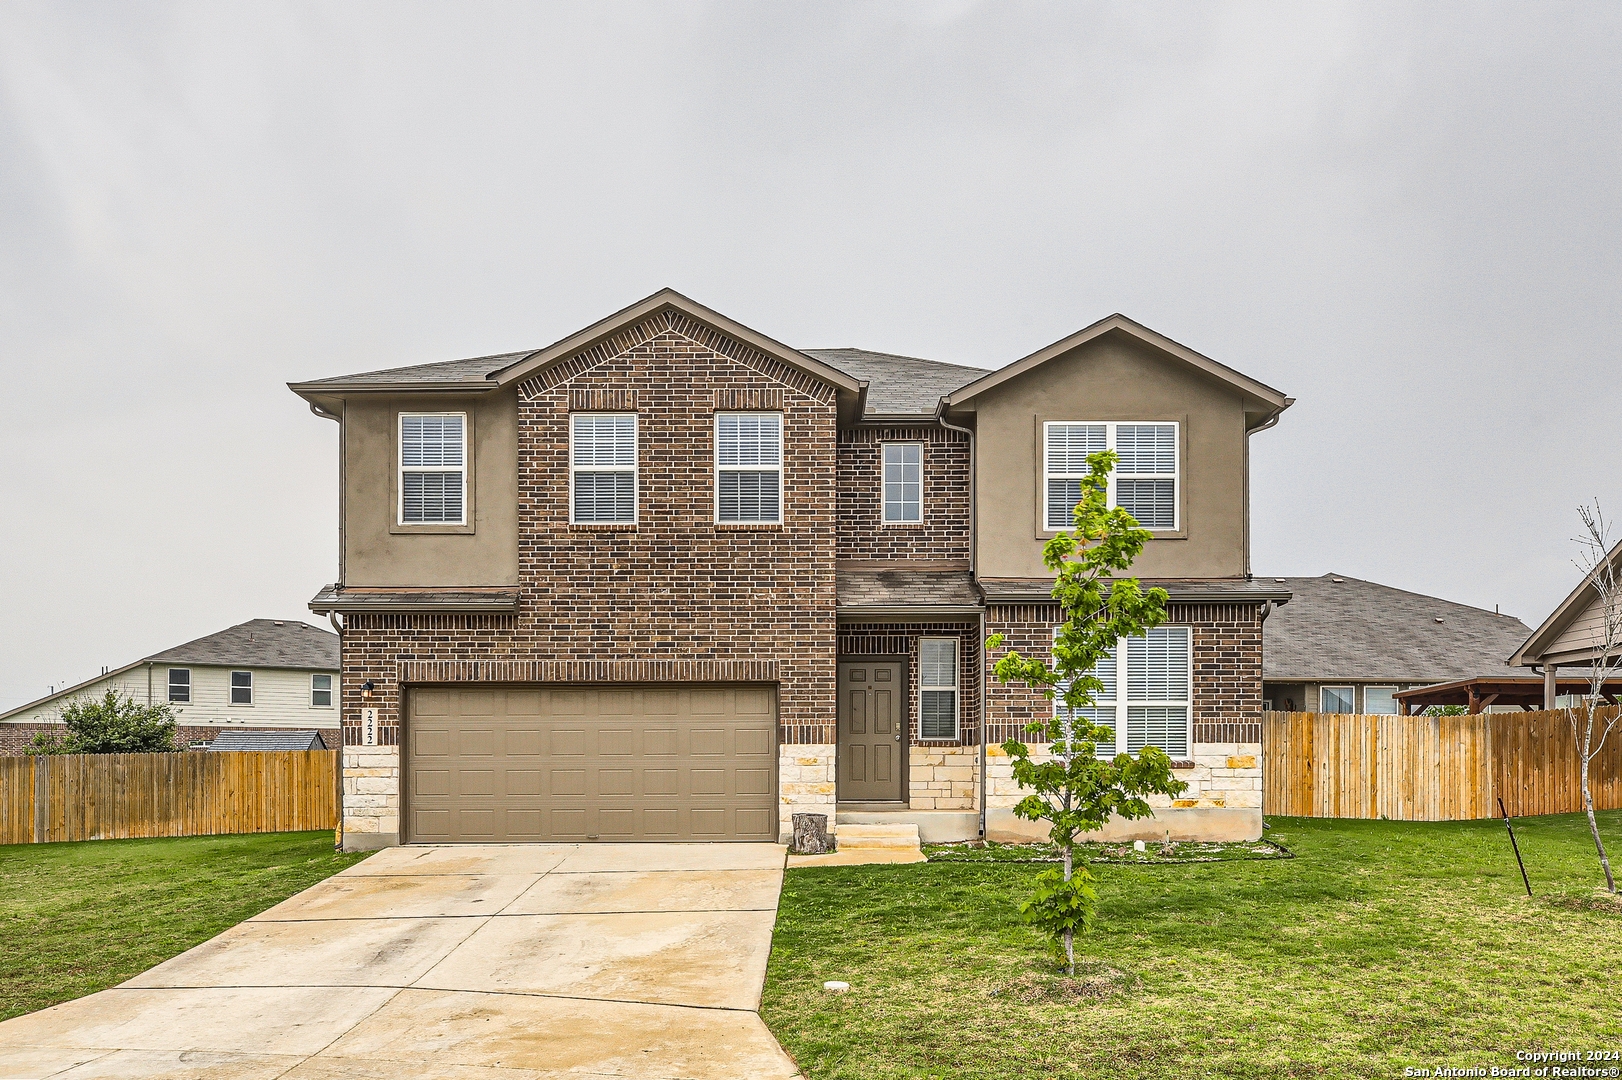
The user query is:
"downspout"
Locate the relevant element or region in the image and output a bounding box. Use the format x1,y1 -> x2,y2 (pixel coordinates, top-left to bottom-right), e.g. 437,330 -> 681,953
936,404 -> 987,837
307,398 -> 345,849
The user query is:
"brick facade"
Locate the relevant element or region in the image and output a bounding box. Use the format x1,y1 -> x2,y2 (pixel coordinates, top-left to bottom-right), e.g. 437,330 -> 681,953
837,426 -> 970,561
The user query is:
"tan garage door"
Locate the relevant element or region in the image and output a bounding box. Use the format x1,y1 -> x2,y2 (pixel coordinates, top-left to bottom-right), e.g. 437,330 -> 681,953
404,684 -> 777,843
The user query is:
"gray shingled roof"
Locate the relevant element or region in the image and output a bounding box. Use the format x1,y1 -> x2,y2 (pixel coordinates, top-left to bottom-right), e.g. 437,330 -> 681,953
1262,574 -> 1532,683
837,568 -> 982,610
208,730 -> 328,751
978,577 -> 1294,603
804,349 -> 990,416
295,351 -> 529,387
144,620 -> 339,671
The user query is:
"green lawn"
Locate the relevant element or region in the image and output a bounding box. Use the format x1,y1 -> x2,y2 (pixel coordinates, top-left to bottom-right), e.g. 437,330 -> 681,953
763,813 -> 1622,1080
0,831 -> 368,1021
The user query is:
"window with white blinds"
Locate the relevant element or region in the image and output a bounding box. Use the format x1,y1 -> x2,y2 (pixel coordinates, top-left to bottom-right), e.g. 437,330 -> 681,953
882,442 -> 923,523
399,413 -> 467,525
571,413 -> 637,524
1055,626 -> 1190,757
716,413 -> 782,524
1043,421 -> 1178,531
919,637 -> 960,740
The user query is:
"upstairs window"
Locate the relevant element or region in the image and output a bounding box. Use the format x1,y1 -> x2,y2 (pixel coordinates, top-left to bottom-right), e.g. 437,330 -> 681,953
919,637 -> 960,740
311,673 -> 334,708
882,442 -> 922,523
1044,421 -> 1178,531
716,413 -> 782,524
399,413 -> 466,525
167,668 -> 191,704
570,414 -> 637,524
230,670 -> 253,705
1056,626 -> 1190,757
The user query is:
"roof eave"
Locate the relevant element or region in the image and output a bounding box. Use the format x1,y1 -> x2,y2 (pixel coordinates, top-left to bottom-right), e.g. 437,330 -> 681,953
942,314 -> 1290,410
836,605 -> 986,622
0,658 -> 152,723
488,289 -> 864,399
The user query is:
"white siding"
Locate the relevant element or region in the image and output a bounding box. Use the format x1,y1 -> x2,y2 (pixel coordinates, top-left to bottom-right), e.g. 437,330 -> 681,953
2,665 -> 339,730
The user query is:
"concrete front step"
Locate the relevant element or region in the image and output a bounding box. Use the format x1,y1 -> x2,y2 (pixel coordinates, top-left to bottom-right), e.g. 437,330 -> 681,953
832,824 -> 919,850
836,809 -> 979,843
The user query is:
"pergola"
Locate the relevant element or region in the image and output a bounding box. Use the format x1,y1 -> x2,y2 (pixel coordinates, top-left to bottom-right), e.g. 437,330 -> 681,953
1394,676 -> 1622,715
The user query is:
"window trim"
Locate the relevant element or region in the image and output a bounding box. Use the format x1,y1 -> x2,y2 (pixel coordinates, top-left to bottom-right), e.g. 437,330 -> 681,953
1320,685 -> 1356,714
310,673 -> 334,709
880,441 -> 925,526
167,668 -> 191,705
1362,685 -> 1400,715
569,412 -> 638,526
396,411 -> 469,528
714,412 -> 784,526
229,670 -> 254,707
1038,418 -> 1182,537
1054,626 -> 1192,757
918,636 -> 961,741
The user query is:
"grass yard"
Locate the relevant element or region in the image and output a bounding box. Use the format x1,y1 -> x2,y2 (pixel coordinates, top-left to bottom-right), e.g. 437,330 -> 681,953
763,812 -> 1622,1080
0,831 -> 367,1021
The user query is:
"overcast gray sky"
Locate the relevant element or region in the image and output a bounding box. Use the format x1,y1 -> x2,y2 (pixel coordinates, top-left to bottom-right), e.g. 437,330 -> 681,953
2,1 -> 1618,711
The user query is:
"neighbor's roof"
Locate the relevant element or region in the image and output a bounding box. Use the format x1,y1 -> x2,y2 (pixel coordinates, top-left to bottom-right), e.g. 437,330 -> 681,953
1263,574 -> 1531,684
1508,536 -> 1622,667
0,620 -> 339,724
145,620 -> 339,671
802,349 -> 989,417
207,729 -> 328,752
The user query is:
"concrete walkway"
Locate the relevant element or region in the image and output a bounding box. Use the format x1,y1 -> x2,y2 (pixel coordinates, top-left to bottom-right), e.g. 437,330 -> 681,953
0,843 -> 801,1080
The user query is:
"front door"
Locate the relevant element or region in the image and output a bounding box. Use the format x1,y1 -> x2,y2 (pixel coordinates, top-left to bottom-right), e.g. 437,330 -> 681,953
838,660 -> 904,802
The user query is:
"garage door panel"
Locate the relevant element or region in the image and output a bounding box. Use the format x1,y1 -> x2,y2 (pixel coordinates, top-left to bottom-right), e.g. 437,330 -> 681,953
405,685 -> 777,842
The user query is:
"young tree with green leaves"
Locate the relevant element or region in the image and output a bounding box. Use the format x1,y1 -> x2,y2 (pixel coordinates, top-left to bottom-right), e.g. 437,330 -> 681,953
28,690 -> 179,755
986,449 -> 1188,974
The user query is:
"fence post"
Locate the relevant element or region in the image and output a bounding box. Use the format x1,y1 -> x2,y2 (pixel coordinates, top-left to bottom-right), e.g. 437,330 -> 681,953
32,757 -> 47,844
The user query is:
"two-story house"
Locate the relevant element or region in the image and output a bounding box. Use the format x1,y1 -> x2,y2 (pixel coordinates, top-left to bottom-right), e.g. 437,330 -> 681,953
291,290 -> 1291,851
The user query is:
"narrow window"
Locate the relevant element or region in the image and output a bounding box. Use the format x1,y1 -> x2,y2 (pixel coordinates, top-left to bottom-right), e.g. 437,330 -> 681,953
1364,686 -> 1398,714
167,668 -> 191,704
399,413 -> 466,525
311,673 -> 334,708
570,413 -> 637,524
881,442 -> 922,523
919,637 -> 960,739
230,670 -> 253,705
1054,631 -> 1117,755
1043,422 -> 1178,532
1126,626 -> 1191,757
1321,686 -> 1356,713
716,413 -> 782,524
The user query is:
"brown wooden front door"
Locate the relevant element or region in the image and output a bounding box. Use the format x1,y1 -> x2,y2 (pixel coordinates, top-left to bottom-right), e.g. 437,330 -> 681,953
838,660 -> 905,802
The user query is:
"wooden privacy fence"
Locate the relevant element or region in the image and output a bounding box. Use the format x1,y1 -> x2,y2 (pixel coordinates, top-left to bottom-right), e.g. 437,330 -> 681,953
0,750 -> 338,845
1263,708 -> 1622,820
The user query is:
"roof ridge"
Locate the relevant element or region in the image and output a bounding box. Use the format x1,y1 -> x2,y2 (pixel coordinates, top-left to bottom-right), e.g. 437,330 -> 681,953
803,347 -> 991,373
1277,573 -> 1521,623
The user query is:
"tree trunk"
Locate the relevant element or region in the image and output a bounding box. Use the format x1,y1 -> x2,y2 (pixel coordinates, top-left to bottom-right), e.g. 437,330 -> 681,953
1062,845 -> 1075,975
1582,754 -> 1617,893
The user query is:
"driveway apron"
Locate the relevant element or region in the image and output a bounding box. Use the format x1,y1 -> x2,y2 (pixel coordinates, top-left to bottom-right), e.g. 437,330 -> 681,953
0,843 -> 800,1080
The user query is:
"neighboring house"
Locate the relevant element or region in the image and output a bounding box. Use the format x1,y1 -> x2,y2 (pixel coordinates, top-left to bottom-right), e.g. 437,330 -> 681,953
1262,574 -> 1534,714
291,289 -> 1292,851
0,620 -> 341,754
1510,538 -> 1622,707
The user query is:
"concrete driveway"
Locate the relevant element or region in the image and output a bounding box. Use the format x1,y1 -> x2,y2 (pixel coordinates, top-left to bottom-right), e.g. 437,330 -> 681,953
0,843 -> 800,1080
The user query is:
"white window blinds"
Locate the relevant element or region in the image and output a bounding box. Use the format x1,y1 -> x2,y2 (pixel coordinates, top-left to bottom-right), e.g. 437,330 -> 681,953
919,637 -> 959,740
716,414 -> 782,523
1054,626 -> 1190,757
400,413 -> 466,524
571,414 -> 637,524
1043,421 -> 1178,531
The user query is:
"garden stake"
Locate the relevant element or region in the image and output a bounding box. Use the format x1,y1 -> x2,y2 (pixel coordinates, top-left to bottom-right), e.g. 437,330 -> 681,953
1498,796 -> 1531,897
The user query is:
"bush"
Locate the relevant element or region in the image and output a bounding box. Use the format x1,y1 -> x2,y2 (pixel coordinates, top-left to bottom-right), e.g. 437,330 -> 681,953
28,691 -> 179,754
